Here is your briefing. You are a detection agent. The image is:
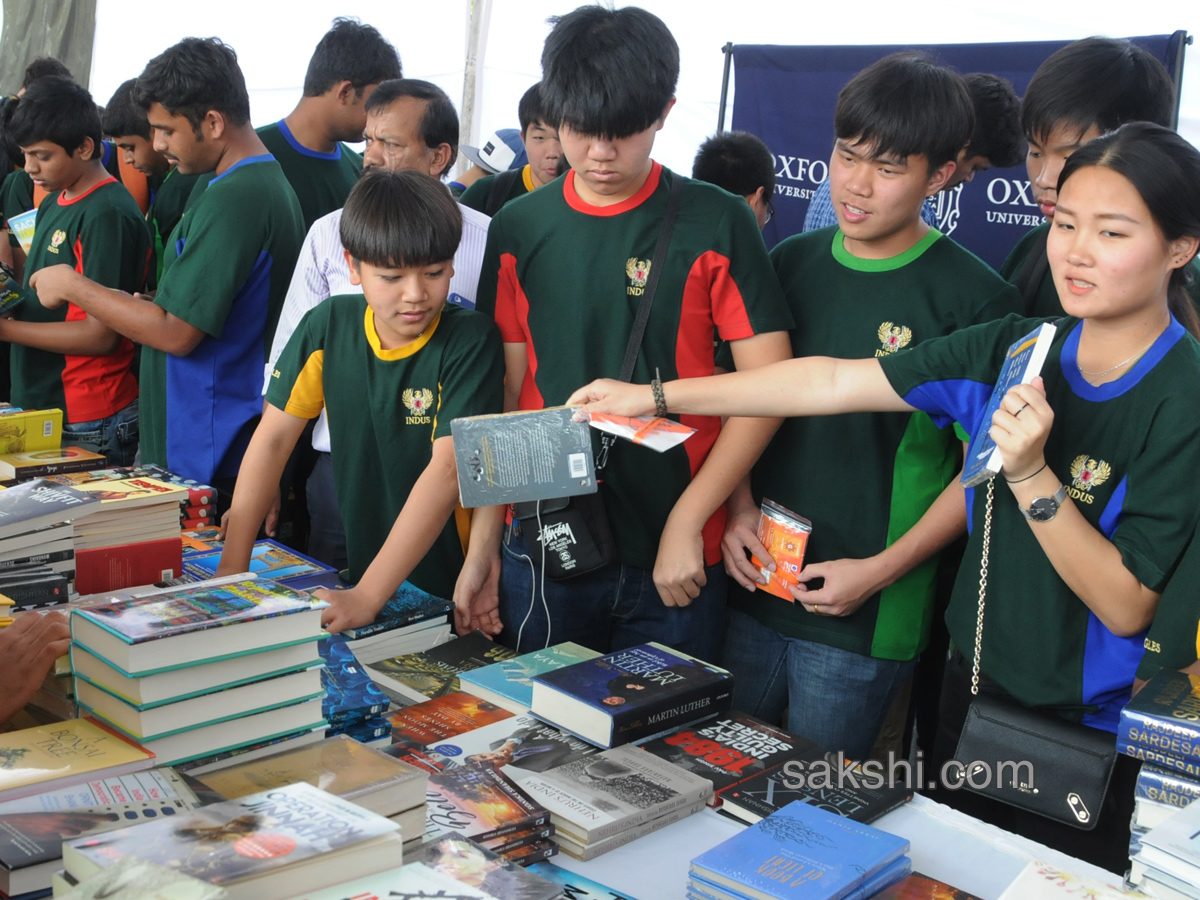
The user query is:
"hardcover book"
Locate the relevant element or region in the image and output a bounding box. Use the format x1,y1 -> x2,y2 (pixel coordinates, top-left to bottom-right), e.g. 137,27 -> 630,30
997,861 -> 1148,899
319,636 -> 389,725
517,744 -> 714,843
422,835 -> 561,900
689,856 -> 913,900
62,782 -> 402,900
424,762 -> 550,843
1133,792 -> 1200,887
689,800 -> 909,900
474,822 -> 556,856
868,872 -> 984,899
74,537 -> 183,595
368,631 -> 517,704
505,839 -> 557,866
340,580 -> 455,640
530,642 -> 734,748
0,480 -> 99,540
961,322 -> 1057,488
641,711 -> 820,805
461,642 -> 602,713
285,862 -> 496,900
334,716 -> 392,743
553,797 -> 709,861
0,719 -> 155,803
0,446 -> 106,480
194,734 -> 426,819
182,539 -> 333,585
1136,763 -> 1200,808
0,407 -> 60,456
70,579 -> 325,674
389,691 -> 515,747
69,476 -> 187,510
526,861 -> 644,900
416,712 -> 598,783
1119,670 -> 1200,768
58,855 -> 227,900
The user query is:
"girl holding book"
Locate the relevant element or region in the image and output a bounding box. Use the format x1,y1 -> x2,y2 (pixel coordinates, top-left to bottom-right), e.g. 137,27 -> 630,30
567,122 -> 1200,870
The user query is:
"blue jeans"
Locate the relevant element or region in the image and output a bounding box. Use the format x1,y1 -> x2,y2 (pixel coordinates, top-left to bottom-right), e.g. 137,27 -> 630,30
722,607 -> 916,760
498,523 -> 727,661
62,399 -> 139,466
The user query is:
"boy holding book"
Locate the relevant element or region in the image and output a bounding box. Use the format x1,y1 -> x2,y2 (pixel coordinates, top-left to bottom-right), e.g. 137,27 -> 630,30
719,53 -> 1021,759
217,169 -> 504,632
1,76 -> 147,465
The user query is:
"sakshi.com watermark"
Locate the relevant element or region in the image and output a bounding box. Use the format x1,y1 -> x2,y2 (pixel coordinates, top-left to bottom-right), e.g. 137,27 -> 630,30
778,752 -> 1036,793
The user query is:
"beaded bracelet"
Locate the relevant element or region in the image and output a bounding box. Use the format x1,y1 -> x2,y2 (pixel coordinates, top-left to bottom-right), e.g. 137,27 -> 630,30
651,367 -> 668,418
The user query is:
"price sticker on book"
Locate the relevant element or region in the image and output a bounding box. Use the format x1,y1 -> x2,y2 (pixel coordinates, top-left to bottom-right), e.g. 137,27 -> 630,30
750,499 -> 812,601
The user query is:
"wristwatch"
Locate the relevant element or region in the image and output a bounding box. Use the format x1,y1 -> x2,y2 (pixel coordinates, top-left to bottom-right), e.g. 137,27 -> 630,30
1020,484 -> 1069,522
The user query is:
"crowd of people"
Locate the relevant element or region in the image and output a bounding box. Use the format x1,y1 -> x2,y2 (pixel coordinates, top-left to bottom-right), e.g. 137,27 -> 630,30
2,6 -> 1199,873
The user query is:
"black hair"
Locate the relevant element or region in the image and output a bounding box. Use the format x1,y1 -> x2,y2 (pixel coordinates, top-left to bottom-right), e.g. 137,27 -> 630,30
964,73 -> 1023,169
0,97 -> 23,170
835,52 -> 973,173
692,131 -> 775,198
302,17 -> 402,97
1022,38 -> 1175,145
102,79 -> 150,140
518,83 -> 549,134
1059,122 -> 1200,338
340,168 -> 461,269
22,57 -> 72,89
134,37 -> 251,131
363,79 -> 458,178
539,5 -> 678,139
9,76 -> 102,158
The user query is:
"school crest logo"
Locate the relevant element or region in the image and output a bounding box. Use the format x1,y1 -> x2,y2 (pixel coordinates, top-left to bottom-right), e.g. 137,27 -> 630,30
48,229 -> 67,254
402,388 -> 434,425
931,183 -> 963,236
1069,455 -> 1111,493
626,257 -> 651,296
876,322 -> 913,356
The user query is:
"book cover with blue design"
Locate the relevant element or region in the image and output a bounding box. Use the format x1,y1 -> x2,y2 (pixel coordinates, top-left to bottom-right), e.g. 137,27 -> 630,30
278,572 -> 454,640
527,861 -> 643,899
689,800 -> 909,900
530,642 -> 733,748
1136,762 -> 1200,807
961,321 -> 1057,488
182,540 -> 332,586
318,636 -> 388,726
1119,670 -> 1200,769
331,717 -> 390,743
460,642 -> 601,712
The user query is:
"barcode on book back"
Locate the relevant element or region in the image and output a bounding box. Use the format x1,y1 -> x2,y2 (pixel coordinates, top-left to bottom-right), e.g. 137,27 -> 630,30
43,421 -> 53,436
568,453 -> 587,479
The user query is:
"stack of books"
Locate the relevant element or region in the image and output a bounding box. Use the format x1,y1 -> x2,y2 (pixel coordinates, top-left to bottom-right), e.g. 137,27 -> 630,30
0,480 -> 99,605
47,463 -> 219,532
460,641 -> 601,713
0,446 -> 106,483
59,782 -> 404,900
318,635 -> 391,745
367,630 -> 516,705
688,800 -> 911,900
27,666 -> 77,721
322,579 -> 455,665
388,691 -> 516,770
181,538 -> 333,586
192,734 -> 428,857
68,577 -> 327,766
518,744 -> 714,860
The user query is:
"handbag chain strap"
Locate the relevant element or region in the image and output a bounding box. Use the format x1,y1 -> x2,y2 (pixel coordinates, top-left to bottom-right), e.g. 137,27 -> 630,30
970,478 -> 996,697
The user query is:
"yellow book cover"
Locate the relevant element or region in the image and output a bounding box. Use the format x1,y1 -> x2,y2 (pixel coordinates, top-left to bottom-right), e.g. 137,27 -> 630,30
0,718 -> 154,798
71,477 -> 187,509
0,408 -> 63,456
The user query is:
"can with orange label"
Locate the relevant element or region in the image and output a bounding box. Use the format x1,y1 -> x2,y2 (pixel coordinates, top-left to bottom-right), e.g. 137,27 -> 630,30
750,498 -> 812,601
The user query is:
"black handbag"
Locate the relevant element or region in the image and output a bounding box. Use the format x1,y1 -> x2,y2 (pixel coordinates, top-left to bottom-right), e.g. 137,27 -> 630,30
512,175 -> 684,581
952,479 -> 1119,829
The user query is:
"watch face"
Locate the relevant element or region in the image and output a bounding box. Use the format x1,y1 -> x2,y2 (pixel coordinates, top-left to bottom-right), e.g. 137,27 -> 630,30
1028,496 -> 1059,522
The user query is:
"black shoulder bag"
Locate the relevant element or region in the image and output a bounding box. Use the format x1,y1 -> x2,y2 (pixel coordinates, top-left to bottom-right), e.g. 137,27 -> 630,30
485,168 -> 522,217
1013,229 -> 1050,315
511,174 -> 684,580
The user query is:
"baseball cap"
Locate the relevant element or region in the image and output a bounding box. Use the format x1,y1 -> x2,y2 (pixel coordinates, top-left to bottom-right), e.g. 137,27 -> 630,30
460,128 -> 528,174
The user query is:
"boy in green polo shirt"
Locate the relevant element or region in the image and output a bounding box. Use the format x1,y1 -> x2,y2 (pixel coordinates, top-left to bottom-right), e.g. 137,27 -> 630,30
719,53 -> 1021,759
217,169 -> 504,631
1,75 -> 146,464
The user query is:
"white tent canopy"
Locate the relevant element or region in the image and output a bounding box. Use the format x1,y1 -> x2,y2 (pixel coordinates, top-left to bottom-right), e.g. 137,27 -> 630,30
64,0 -> 1198,178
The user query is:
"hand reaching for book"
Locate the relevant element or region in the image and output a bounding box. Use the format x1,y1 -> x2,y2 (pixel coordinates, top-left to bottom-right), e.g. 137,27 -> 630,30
452,553 -> 502,637
567,379 -> 657,419
315,585 -> 380,634
0,610 -> 70,726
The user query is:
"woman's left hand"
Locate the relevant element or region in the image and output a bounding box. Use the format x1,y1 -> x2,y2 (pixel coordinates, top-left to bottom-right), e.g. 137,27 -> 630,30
990,376 -> 1053,482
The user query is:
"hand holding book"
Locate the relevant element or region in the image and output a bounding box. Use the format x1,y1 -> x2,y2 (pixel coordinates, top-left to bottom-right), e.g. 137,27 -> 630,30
0,609 -> 69,725
989,376 -> 1054,483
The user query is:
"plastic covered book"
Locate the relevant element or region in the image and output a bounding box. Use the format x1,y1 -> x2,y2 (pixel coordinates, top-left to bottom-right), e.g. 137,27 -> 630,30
417,712 -> 597,783
368,630 -> 516,703
460,642 -> 601,713
389,691 -> 515,747
319,635 -> 389,725
526,861 -> 644,900
0,479 -> 99,540
182,539 -> 333,585
58,855 -> 227,900
1118,670 -> 1200,770
0,719 -> 155,803
425,762 -> 549,843
422,835 -> 561,900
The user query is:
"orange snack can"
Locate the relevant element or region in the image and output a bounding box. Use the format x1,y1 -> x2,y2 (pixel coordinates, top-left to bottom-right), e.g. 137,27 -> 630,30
750,498 -> 812,601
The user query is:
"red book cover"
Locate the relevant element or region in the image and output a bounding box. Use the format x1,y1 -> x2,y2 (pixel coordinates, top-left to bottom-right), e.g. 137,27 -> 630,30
75,537 -> 183,594
182,503 -> 213,518
180,516 -> 212,530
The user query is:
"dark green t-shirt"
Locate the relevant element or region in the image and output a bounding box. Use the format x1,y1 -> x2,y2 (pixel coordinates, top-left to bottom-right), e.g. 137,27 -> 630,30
14,178 -> 147,423
460,165 -> 534,215
146,167 -> 202,289
267,297 -> 505,597
3,169 -> 34,249
257,121 -> 362,231
731,227 -> 1021,661
1138,523 -> 1200,680
140,155 -> 304,483
880,313 -> 1200,729
476,162 -> 794,570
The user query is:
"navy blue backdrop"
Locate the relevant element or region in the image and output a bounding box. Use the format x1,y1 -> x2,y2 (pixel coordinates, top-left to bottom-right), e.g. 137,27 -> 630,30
729,34 -> 1187,270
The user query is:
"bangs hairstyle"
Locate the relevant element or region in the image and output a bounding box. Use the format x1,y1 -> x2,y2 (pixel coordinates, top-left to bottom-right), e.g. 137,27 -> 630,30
303,17 -> 401,97
692,131 -> 775,197
964,72 -> 1023,169
834,51 -> 973,172
364,79 -> 459,178
340,168 -> 461,269
540,5 -> 678,139
134,38 -> 250,131
9,76 -> 102,157
1,97 -> 24,167
518,83 -> 549,134
1060,122 -> 1200,337
1022,38 -> 1175,144
102,79 -> 150,140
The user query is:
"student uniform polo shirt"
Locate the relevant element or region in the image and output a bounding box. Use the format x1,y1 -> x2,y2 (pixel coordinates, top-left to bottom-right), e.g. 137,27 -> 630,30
140,154 -> 304,483
879,314 -> 1200,730
267,297 -> 504,598
730,227 -> 1020,661
476,162 -> 794,571
257,120 -> 362,231
145,167 -> 201,289
13,178 -> 147,423
459,164 -> 537,214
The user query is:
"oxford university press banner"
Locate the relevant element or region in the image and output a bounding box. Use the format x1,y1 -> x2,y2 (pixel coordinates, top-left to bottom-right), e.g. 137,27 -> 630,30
730,34 -> 1187,270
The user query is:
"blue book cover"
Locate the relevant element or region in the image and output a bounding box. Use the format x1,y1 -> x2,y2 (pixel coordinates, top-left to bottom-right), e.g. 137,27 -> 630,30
319,636 -> 389,725
182,539 -> 333,585
460,642 -> 601,711
961,321 -> 1057,488
1136,763 -> 1200,807
332,716 -> 391,742
527,861 -> 643,899
1119,670 -> 1200,766
342,581 -> 454,639
689,800 -> 909,900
